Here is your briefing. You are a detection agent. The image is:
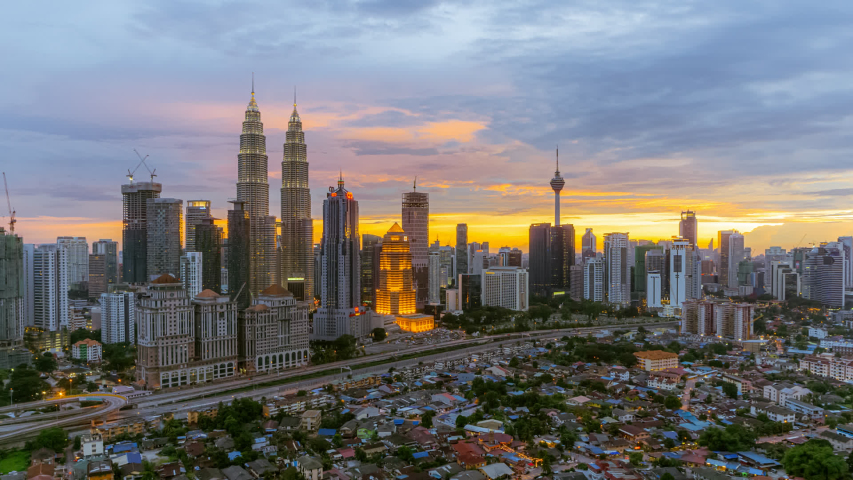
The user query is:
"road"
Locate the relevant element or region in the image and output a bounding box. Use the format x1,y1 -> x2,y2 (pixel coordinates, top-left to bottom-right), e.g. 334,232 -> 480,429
757,425 -> 829,444
3,321 -> 677,443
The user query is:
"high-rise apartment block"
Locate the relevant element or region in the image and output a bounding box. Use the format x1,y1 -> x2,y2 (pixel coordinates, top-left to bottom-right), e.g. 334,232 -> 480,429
194,218 -> 222,293
227,200 -> 251,309
180,252 -> 203,298
717,230 -> 734,288
481,267 -> 529,311
24,244 -> 69,331
236,87 -> 276,295
280,101 -> 313,302
728,232 -> 745,288
0,228 -> 29,369
582,228 -> 596,261
91,239 -> 118,295
428,250 -> 441,305
313,176 -> 362,341
100,290 -> 136,344
402,187 -> 429,308
375,223 -> 416,315
122,181 -> 162,283
647,272 -> 663,308
603,233 -> 630,306
57,236 -> 88,288
88,253 -> 107,297
584,257 -> 604,302
569,265 -> 584,301
147,198 -> 183,279
681,299 -> 753,340
185,200 -> 212,253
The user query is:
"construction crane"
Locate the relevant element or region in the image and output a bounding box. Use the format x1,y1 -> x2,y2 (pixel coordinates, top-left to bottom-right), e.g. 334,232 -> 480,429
127,149 -> 157,183
794,233 -> 807,250
2,172 -> 14,233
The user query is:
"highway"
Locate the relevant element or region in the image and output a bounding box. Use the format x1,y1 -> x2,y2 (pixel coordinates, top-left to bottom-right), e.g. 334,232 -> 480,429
1,321 -> 676,443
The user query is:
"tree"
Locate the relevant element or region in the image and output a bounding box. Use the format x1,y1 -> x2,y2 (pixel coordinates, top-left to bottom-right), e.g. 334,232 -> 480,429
396,446 -> 415,463
35,353 -> 57,373
664,396 -> 682,410
698,425 -> 755,451
661,473 -> 675,480
455,415 -> 468,428
722,382 -> 738,399
371,328 -> 387,342
664,437 -> 676,449
27,427 -> 68,451
509,357 -> 520,368
628,452 -> 643,466
421,411 -> 435,429
5,366 -> 49,403
783,440 -> 848,480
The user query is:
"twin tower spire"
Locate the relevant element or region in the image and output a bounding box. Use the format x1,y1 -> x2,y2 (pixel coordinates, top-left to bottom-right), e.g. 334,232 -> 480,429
237,76 -> 313,301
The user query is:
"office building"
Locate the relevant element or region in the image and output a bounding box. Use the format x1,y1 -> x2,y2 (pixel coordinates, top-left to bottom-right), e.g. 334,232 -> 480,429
195,218 -> 222,293
122,180 -> 162,283
395,314 -> 434,333
239,284 -> 310,374
803,243 -> 845,308
236,85 -> 276,295
839,237 -> 853,287
360,234 -> 381,308
481,267 -> 529,311
402,184 -> 429,308
313,175 -> 361,341
569,265 -> 584,300
439,245 -> 454,286
0,228 -> 29,369
280,100 -> 313,302
669,238 -> 689,308
717,230 -> 734,288
603,233 -> 630,306
136,274 -> 194,389
634,245 -> 662,294
180,252 -> 203,298
57,236 -> 88,289
679,210 -> 698,246
728,232 -> 745,288
192,289 -> 238,381
227,200 -> 251,309
100,290 -> 136,344
647,272 -> 662,308
185,200 -> 212,253
428,251 -> 441,305
583,257 -> 604,302
498,247 -> 522,268
88,253 -> 107,297
24,244 -> 69,331
458,273 -> 482,310
550,148 -> 565,225
582,228 -> 596,261
146,198 -> 183,279
455,224 -> 468,284
529,223 -> 551,296
551,224 -> 576,294
375,223 -> 416,316
91,239 -> 118,295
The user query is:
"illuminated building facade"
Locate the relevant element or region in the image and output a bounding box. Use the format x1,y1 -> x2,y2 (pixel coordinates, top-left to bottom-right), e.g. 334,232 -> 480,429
679,210 -> 698,246
395,313 -> 434,333
146,198 -> 183,279
236,85 -> 276,295
313,175 -> 361,340
376,223 -> 416,315
185,200 -> 212,253
280,101 -> 313,302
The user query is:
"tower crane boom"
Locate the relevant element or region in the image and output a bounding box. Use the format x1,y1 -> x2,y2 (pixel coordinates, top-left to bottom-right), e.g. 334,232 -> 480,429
2,172 -> 15,233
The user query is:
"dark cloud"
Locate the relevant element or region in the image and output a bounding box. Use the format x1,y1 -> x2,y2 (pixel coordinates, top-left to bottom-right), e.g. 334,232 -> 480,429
804,188 -> 853,197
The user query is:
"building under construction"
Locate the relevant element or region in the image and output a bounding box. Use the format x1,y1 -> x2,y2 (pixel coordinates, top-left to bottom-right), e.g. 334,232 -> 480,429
122,181 -> 162,283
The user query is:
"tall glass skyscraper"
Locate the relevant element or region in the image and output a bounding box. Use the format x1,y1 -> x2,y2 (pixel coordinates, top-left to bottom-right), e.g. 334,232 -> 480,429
121,181 -> 161,283
236,85 -> 276,295
280,100 -> 313,302
402,183 -> 429,308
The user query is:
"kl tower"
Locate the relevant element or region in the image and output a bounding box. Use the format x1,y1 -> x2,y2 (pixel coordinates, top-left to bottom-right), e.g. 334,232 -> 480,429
550,147 -> 565,226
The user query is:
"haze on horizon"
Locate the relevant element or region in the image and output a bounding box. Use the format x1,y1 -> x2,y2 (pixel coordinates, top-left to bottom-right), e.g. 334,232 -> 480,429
3,1 -> 853,253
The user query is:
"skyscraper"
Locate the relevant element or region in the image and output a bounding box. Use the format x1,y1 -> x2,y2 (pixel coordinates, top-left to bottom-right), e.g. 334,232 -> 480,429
634,244 -> 662,294
402,182 -> 429,308
92,239 -> 118,291
728,232 -> 744,289
236,84 -> 276,295
313,175 -> 361,340
428,250 -> 441,306
550,224 -> 575,293
455,224 -> 468,283
360,234 -> 381,307
375,223 -> 416,315
100,290 -> 135,344
550,148 -> 565,226
180,252 -> 203,298
185,200 -> 212,253
195,218 -> 222,293
717,230 -> 734,287
0,228 -> 29,369
603,233 -> 630,305
57,236 -> 88,289
227,200 -> 251,309
679,210 -> 698,246
582,228 -> 596,261
121,180 -> 161,283
583,257 -> 604,302
669,238 -> 689,308
146,198 -> 183,279
280,99 -> 313,302
25,244 -> 69,331
88,253 -> 107,297
528,223 -> 551,296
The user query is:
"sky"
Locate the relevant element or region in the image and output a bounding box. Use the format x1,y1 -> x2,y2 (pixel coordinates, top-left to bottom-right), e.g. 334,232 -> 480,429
4,1 -> 853,254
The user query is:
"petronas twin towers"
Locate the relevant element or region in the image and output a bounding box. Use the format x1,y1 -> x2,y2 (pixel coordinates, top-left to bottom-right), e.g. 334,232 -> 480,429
236,83 -> 313,300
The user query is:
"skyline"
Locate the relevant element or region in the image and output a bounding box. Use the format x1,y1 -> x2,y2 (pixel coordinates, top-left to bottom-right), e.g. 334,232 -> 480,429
5,1 -> 853,253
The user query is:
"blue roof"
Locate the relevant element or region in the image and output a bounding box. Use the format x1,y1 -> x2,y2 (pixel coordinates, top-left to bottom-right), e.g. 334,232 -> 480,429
318,429 -> 337,436
412,451 -> 430,459
126,453 -> 142,464
589,447 -> 605,455
394,419 -> 405,425
228,452 -> 242,461
662,431 -> 679,440
113,443 -> 135,453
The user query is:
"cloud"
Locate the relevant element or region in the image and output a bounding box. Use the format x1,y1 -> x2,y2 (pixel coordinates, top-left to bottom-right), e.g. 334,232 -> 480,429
343,141 -> 439,156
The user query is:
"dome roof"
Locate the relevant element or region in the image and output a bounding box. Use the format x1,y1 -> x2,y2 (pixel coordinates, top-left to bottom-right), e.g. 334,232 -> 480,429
196,289 -> 221,298
260,284 -> 292,296
151,274 -> 179,284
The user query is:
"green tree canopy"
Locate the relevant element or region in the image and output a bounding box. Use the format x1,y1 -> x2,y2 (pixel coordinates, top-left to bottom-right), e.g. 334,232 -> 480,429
698,425 -> 756,451
783,440 -> 848,480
